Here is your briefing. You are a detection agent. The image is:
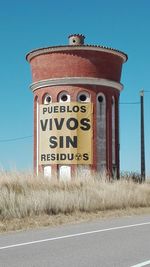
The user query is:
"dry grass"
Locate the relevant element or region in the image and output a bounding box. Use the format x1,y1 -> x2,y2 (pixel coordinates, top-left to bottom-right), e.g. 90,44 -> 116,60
0,170 -> 150,232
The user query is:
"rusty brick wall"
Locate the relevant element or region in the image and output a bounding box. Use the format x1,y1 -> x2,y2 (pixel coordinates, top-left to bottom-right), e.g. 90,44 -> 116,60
30,50 -> 123,83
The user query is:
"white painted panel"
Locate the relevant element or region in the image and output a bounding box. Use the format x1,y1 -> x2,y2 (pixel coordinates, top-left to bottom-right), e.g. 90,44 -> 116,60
44,166 -> 52,179
59,166 -> 71,181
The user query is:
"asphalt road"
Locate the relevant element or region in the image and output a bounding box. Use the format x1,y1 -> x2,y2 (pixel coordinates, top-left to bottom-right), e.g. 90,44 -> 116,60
0,214 -> 150,267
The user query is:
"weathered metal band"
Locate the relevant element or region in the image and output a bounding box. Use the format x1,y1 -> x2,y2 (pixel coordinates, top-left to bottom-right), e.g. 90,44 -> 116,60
30,77 -> 123,92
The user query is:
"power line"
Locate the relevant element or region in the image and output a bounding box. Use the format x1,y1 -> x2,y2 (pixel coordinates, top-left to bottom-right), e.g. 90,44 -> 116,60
0,100 -> 144,142
0,135 -> 33,143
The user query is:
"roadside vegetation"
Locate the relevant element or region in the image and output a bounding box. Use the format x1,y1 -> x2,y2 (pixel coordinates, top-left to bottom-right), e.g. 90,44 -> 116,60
0,170 -> 150,232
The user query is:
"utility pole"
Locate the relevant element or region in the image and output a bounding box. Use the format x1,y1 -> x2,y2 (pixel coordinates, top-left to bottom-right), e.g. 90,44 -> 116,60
140,90 -> 145,181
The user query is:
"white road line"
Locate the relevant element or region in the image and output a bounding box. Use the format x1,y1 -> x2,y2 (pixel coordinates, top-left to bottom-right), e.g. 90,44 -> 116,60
0,221 -> 150,251
131,260 -> 150,267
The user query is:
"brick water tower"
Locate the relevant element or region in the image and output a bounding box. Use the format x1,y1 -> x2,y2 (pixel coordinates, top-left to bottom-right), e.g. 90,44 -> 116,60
26,34 -> 127,179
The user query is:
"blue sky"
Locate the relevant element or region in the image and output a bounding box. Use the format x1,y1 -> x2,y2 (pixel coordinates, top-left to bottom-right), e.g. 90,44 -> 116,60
0,0 -> 149,175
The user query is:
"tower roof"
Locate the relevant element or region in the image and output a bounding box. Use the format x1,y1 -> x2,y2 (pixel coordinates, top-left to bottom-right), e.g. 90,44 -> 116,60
26,34 -> 128,63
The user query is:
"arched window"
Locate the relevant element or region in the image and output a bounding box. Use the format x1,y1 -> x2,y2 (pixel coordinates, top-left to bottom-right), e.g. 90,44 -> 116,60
77,91 -> 91,173
41,94 -> 52,176
112,96 -> 115,165
58,91 -> 70,176
58,91 -> 70,102
43,94 -> 52,104
77,91 -> 90,102
96,93 -> 106,172
34,96 -> 39,175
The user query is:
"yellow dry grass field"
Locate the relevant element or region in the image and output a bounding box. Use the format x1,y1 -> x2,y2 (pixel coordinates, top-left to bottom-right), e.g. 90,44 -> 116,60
0,171 -> 150,233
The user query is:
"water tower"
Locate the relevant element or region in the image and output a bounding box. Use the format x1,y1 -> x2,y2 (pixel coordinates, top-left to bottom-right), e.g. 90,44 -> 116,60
26,34 -> 127,179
